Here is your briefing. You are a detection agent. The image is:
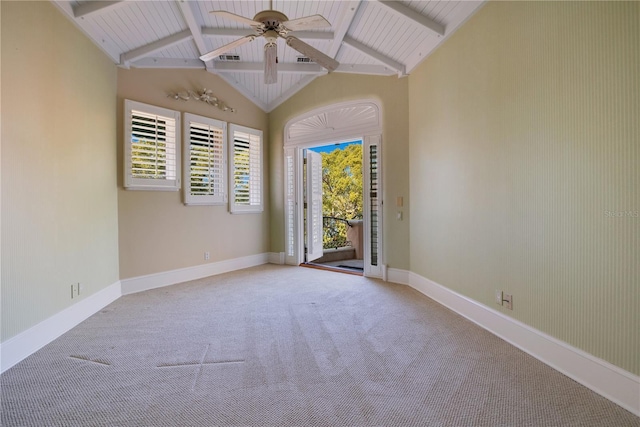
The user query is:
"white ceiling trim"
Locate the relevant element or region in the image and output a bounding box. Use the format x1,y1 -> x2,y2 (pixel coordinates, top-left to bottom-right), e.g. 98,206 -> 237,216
266,75 -> 319,113
52,1 -> 120,62
211,71 -> 270,112
377,0 -> 445,37
404,1 -> 486,73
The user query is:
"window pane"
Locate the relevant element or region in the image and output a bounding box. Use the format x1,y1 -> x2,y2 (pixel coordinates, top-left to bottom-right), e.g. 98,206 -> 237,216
184,114 -> 226,205
130,110 -> 176,180
230,125 -> 262,213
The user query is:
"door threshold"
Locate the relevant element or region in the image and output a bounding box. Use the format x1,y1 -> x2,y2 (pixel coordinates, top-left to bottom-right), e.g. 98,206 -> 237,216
300,262 -> 363,276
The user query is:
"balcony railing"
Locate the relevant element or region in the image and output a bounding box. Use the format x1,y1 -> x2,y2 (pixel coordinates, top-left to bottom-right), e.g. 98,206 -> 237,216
323,216 -> 354,249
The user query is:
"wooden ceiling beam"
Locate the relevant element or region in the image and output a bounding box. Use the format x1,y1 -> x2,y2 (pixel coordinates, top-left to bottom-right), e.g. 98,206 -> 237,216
202,28 -> 334,41
342,36 -> 406,76
214,62 -> 324,74
377,1 -> 445,37
131,58 -> 394,77
73,1 -> 125,19
328,1 -> 362,59
176,0 -> 215,71
120,30 -> 192,67
129,58 -> 204,69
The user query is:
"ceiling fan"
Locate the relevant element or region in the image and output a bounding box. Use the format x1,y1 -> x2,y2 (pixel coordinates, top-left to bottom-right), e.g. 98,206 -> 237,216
199,1 -> 339,84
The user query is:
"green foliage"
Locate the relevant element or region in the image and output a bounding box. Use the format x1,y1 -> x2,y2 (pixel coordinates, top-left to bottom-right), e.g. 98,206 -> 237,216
321,144 -> 363,220
319,144 -> 362,249
131,138 -> 168,179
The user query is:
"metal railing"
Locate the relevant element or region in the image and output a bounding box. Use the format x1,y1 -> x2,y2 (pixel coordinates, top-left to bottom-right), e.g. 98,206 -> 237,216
322,216 -> 353,249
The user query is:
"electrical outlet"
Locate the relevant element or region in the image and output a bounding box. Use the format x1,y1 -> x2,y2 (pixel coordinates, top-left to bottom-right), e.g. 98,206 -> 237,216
204,251 -> 210,261
503,294 -> 513,310
71,283 -> 79,299
495,290 -> 503,305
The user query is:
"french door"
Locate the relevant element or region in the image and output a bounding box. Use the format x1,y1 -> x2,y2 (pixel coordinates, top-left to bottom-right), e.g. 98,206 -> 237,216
284,134 -> 383,278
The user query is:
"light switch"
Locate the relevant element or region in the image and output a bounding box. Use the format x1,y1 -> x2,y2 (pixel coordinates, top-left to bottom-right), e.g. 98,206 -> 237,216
397,211 -> 403,220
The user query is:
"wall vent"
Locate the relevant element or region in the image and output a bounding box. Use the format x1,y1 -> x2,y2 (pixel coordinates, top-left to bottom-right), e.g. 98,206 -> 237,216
218,55 -> 241,61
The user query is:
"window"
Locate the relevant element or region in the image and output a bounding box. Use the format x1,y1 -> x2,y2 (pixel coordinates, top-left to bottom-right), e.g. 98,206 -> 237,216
124,100 -> 180,191
183,113 -> 226,205
229,124 -> 263,213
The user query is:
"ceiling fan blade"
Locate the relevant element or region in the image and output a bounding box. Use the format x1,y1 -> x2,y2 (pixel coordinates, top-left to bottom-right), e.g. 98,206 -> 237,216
209,11 -> 262,28
264,43 -> 277,85
282,14 -> 331,31
199,35 -> 255,62
285,36 -> 339,72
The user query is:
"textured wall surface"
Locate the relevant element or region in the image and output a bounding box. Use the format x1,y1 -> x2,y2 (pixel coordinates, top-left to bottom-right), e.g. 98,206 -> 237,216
269,73 -> 410,270
1,2 -> 119,341
117,68 -> 270,279
409,1 -> 639,375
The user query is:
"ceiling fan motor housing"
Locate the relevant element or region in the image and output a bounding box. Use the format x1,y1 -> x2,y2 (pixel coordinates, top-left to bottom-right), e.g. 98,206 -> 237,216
253,10 -> 289,32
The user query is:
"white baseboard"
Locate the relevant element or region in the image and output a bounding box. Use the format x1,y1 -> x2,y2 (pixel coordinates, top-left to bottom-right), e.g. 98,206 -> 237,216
396,270 -> 639,416
121,253 -> 270,295
0,280 -> 121,374
1,253 -> 272,373
387,267 -> 410,285
268,252 -> 285,265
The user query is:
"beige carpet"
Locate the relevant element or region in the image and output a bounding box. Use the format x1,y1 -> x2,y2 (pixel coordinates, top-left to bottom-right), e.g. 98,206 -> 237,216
1,265 -> 638,426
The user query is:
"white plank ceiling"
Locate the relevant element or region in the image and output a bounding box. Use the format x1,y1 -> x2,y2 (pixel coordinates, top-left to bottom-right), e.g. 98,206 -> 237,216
53,0 -> 485,112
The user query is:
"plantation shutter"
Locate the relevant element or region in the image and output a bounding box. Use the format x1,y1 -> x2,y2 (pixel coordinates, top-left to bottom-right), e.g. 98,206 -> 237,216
229,124 -> 263,213
285,148 -> 296,259
124,100 -> 180,191
368,143 -> 379,266
183,114 -> 226,205
306,150 -> 324,262
364,134 -> 383,277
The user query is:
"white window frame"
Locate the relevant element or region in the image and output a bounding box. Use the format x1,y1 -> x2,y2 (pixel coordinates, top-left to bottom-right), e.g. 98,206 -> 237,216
228,124 -> 263,214
124,100 -> 181,191
283,99 -> 384,278
183,113 -> 227,205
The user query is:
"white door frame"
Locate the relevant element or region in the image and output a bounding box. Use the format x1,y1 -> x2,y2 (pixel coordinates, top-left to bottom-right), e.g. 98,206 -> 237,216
283,99 -> 384,277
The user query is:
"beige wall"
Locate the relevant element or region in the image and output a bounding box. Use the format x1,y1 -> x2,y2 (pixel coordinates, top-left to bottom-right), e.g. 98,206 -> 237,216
269,73 -> 410,270
409,1 -> 639,375
1,2 -> 119,340
117,68 -> 269,279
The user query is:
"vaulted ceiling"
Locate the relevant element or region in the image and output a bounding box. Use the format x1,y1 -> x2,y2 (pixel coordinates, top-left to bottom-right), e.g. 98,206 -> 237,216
53,0 -> 484,112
